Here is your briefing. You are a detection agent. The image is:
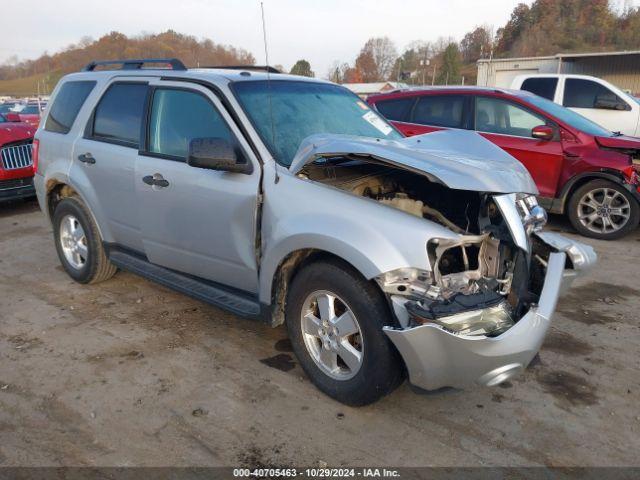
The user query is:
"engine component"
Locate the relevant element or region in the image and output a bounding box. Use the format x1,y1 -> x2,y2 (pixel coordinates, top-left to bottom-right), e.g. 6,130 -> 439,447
379,193 -> 424,217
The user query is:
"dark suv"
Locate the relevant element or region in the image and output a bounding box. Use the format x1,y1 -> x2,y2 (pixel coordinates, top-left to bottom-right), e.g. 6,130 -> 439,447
368,87 -> 640,240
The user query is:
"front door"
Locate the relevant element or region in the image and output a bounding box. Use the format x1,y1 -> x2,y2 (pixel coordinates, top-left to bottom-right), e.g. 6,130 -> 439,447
561,77 -> 639,136
473,96 -> 565,198
135,80 -> 261,293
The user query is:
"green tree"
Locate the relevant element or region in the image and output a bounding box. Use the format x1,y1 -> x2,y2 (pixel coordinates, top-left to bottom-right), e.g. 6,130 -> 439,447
290,59 -> 314,77
437,43 -> 461,85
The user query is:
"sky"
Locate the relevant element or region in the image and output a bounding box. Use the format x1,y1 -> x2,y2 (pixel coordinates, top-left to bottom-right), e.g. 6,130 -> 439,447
2,0 -> 637,77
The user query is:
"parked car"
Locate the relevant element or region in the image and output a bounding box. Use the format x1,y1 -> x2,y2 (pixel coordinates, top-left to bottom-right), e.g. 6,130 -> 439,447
34,59 -> 595,405
0,102 -> 19,115
511,74 -> 640,137
5,104 -> 42,127
0,113 -> 36,201
368,86 -> 640,240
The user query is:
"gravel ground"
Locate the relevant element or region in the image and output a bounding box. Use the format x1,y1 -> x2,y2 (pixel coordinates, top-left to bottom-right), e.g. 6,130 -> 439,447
0,198 -> 639,467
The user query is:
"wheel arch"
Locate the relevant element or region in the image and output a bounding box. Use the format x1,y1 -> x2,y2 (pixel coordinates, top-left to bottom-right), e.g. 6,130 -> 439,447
45,178 -> 111,243
262,244 -> 384,328
556,170 -> 633,214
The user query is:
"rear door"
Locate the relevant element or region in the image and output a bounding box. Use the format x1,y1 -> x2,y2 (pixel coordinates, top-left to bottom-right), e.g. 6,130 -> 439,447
135,80 -> 261,293
473,95 -> 564,198
519,77 -> 559,102
71,79 -> 149,252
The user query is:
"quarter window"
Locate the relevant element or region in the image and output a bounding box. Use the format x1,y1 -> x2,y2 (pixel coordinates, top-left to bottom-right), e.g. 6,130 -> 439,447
563,79 -> 627,110
45,81 -> 96,134
475,97 -> 547,138
147,89 -> 234,159
520,77 -> 558,101
92,83 -> 148,147
374,97 -> 415,122
411,95 -> 465,128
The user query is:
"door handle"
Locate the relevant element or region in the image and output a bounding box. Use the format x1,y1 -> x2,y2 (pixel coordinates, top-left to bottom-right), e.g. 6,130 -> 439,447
142,173 -> 170,188
77,153 -> 96,164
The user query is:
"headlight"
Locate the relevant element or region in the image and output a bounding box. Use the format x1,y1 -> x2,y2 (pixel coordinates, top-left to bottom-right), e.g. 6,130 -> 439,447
516,194 -> 547,234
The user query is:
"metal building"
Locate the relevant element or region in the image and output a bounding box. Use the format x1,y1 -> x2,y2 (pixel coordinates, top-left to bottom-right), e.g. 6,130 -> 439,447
477,50 -> 640,94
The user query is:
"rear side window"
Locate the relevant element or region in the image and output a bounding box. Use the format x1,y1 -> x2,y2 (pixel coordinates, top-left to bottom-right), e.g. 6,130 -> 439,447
147,88 -> 235,159
45,81 -> 96,134
563,79 -> 627,109
521,77 -> 558,100
91,83 -> 148,147
374,97 -> 415,122
411,95 -> 465,128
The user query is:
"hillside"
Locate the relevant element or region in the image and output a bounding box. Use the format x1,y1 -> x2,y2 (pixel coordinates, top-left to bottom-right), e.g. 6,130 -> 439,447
0,31 -> 255,96
0,71 -> 63,97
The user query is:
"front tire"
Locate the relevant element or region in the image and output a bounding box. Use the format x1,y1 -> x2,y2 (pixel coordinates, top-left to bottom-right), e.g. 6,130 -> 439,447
286,260 -> 404,406
567,179 -> 639,240
53,196 -> 117,284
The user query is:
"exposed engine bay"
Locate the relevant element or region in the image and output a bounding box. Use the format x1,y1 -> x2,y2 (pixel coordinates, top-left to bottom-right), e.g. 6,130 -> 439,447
300,156 -> 549,337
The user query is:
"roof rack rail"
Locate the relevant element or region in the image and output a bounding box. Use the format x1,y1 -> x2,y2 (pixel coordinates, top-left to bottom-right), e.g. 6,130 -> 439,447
200,65 -> 281,74
81,58 -> 187,72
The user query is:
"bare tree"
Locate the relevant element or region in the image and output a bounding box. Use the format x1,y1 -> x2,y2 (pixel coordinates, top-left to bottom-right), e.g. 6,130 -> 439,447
355,37 -> 398,82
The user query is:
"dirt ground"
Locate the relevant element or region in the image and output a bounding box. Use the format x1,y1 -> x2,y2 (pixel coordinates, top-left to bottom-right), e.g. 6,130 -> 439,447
0,198 -> 639,467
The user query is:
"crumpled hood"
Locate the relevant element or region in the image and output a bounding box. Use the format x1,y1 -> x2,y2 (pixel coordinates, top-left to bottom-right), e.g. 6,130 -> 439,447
289,129 -> 538,194
595,135 -> 640,152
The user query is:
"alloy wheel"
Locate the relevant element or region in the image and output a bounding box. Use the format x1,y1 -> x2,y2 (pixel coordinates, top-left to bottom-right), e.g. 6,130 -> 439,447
577,187 -> 631,235
59,214 -> 88,269
300,290 -> 364,381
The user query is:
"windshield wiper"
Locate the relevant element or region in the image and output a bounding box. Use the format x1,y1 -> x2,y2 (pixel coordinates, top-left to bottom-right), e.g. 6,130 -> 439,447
612,131 -> 624,137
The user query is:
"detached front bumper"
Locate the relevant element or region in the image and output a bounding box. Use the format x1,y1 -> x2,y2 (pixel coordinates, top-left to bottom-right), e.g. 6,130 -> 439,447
383,233 -> 596,391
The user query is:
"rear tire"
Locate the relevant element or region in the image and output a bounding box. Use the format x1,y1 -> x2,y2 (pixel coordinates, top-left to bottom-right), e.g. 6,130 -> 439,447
53,196 -> 117,284
286,259 -> 404,406
567,179 -> 639,240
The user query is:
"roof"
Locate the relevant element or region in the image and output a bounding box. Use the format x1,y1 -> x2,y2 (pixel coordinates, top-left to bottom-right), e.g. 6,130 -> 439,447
478,50 -> 640,64
61,67 -> 331,86
342,82 -> 409,94
367,85 -> 534,101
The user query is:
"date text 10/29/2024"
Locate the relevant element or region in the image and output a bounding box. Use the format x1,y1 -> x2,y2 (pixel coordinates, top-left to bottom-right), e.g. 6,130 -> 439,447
233,468 -> 401,478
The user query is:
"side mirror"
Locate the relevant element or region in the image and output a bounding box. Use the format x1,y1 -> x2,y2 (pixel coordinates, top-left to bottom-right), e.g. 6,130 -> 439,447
594,94 -> 628,111
187,138 -> 252,174
531,125 -> 555,141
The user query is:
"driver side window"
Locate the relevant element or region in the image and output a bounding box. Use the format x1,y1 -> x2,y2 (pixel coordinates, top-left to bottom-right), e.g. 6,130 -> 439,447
147,88 -> 234,160
563,79 -> 628,110
475,97 -> 546,138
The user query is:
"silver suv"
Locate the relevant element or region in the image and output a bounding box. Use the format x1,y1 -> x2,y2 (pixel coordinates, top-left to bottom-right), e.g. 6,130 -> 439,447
34,59 -> 596,405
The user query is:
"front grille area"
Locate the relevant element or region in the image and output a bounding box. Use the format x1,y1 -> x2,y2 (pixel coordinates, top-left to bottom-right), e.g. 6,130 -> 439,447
1,143 -> 33,170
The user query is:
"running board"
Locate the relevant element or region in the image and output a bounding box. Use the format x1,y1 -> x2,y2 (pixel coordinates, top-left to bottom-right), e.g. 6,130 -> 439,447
108,249 -> 262,319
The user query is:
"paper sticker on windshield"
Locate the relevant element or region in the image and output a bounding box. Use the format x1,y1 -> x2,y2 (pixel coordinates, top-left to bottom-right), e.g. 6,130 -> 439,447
362,110 -> 393,135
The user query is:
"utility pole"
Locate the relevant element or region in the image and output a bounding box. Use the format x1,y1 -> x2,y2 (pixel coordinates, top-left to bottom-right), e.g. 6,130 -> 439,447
432,63 -> 437,85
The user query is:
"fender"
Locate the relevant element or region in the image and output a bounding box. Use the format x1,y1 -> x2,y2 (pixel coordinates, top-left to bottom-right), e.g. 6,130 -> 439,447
258,171 -> 459,304
550,170 -> 639,214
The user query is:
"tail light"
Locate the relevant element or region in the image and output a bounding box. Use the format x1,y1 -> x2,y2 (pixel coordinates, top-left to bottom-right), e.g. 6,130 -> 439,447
32,139 -> 40,174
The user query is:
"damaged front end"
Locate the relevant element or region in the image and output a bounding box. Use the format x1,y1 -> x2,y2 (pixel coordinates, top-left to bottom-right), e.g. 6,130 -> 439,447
380,195 -> 596,390
291,130 -> 596,390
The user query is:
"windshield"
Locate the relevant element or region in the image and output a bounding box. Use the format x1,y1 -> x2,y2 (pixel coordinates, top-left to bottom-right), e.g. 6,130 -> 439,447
524,94 -> 614,137
233,80 -> 402,166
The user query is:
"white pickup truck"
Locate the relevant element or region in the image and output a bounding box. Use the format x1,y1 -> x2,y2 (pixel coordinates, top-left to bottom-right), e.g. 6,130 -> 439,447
511,74 -> 640,137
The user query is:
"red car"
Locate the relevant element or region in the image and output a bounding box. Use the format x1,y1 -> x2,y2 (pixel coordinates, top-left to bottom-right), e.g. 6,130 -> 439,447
4,104 -> 42,128
0,114 -> 36,202
368,87 -> 640,240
